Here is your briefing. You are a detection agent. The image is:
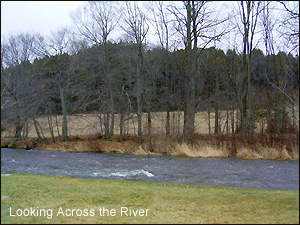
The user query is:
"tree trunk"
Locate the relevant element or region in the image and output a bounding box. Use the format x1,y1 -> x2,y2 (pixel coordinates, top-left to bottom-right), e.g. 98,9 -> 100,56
172,111 -> 176,134
33,117 -> 42,141
109,77 -> 115,138
104,112 -> 110,140
47,104 -> 56,142
261,116 -> 264,135
208,108 -> 211,139
241,87 -> 248,134
137,111 -> 143,142
236,107 -> 239,133
177,112 -> 181,134
247,47 -> 254,139
231,105 -> 235,134
215,77 -> 219,135
226,109 -> 229,140
59,84 -> 68,141
110,112 -> 115,138
37,119 -> 47,141
137,47 -> 144,143
291,105 -> 296,128
47,116 -> 56,142
166,110 -> 170,135
215,106 -> 219,134
14,120 -> 22,138
120,113 -> 124,142
22,113 -> 28,140
183,1 -> 195,141
147,112 -> 152,135
55,115 -> 61,138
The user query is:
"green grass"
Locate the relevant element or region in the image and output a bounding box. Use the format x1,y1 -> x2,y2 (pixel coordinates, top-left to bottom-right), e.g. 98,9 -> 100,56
1,172 -> 299,224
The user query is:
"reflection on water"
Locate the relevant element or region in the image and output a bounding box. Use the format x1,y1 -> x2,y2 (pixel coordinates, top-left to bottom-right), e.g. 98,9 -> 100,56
1,148 -> 299,190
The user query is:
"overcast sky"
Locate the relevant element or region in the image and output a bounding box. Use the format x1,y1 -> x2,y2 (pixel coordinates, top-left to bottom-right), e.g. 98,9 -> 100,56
1,1 -> 85,41
1,1 -> 298,55
1,1 -> 231,49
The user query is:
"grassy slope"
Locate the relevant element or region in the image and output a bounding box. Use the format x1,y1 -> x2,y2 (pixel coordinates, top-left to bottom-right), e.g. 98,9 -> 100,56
1,172 -> 299,224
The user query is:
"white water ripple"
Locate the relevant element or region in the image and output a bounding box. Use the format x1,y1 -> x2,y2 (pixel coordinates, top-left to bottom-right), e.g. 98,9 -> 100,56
93,169 -> 154,178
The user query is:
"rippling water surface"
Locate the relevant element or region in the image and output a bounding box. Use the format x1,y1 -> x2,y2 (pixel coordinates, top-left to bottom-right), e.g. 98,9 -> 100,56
1,148 -> 299,190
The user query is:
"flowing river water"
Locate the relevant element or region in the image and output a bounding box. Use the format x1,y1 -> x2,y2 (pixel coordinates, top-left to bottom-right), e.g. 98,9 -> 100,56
1,148 -> 299,190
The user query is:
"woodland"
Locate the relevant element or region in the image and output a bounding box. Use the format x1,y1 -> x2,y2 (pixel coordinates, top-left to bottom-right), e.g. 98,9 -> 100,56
1,1 -> 299,158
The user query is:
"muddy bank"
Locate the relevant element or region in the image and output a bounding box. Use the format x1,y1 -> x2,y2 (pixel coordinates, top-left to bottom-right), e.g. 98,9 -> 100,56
1,133 -> 299,160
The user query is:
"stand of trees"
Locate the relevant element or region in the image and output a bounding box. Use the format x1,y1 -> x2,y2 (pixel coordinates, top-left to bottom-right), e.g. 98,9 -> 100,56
1,1 -> 299,144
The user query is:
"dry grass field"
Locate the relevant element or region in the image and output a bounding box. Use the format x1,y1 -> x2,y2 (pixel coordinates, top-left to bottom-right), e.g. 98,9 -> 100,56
4,110 -> 292,138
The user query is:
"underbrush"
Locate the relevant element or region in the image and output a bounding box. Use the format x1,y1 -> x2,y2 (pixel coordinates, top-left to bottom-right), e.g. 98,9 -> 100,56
1,133 -> 299,160
135,133 -> 299,160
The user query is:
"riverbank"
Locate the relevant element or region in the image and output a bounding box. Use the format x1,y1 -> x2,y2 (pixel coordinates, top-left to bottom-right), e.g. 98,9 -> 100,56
1,172 -> 299,224
1,133 -> 299,160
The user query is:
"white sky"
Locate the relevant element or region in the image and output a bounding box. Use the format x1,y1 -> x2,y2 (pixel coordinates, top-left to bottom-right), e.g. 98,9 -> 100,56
1,1 -> 298,55
1,1 -> 85,41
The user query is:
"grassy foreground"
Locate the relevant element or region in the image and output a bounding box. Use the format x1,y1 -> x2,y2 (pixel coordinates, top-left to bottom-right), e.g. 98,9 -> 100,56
1,172 -> 299,224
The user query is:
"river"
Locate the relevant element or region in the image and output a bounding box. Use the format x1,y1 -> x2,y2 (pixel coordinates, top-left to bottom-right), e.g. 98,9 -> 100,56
1,148 -> 299,190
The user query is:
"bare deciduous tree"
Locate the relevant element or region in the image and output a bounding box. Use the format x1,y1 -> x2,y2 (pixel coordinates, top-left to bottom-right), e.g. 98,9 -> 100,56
169,1 -> 229,141
234,1 -> 262,138
121,1 -> 149,143
1,33 -> 42,138
71,1 -> 121,140
278,1 -> 299,54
